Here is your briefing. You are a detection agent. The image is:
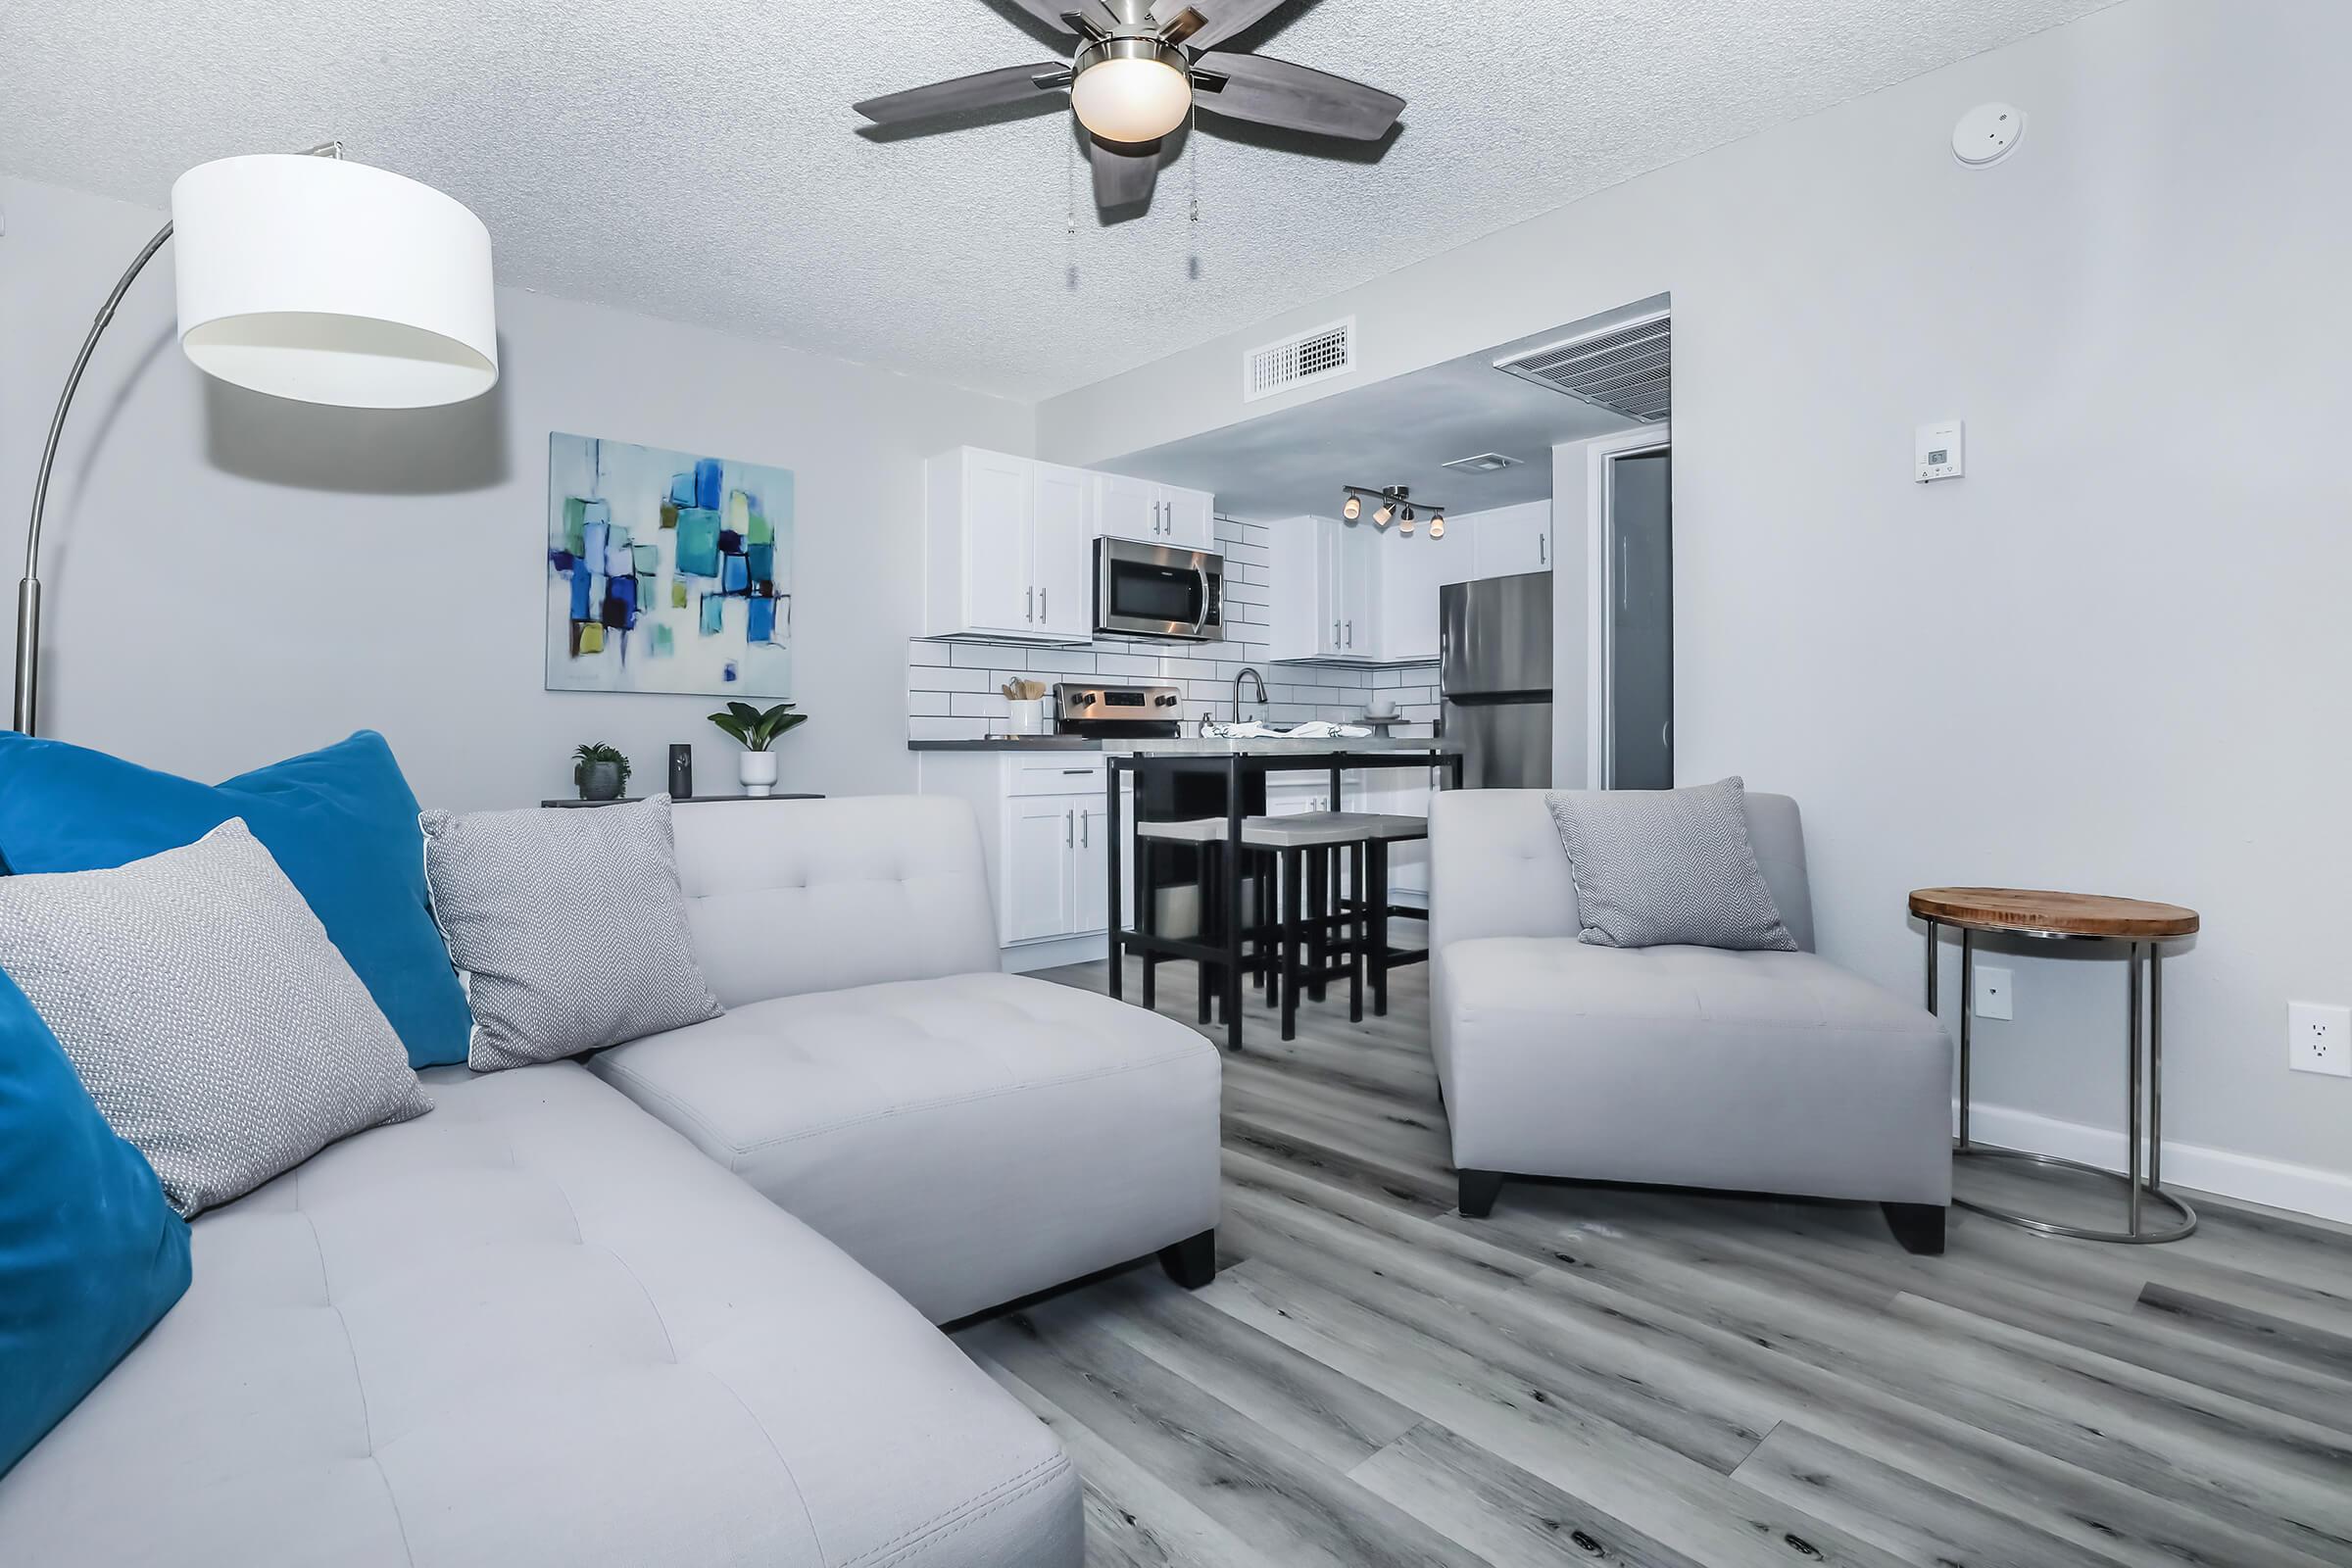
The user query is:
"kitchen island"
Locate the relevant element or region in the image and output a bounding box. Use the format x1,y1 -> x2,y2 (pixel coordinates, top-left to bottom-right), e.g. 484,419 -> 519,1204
1105,742 -> 1463,1053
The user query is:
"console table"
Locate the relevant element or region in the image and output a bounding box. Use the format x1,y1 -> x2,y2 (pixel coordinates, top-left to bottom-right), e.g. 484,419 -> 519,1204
1912,886 -> 2201,1244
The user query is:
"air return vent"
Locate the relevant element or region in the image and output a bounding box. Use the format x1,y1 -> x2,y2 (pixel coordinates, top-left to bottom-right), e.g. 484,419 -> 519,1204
1494,312 -> 1671,422
1243,318 -> 1354,402
1442,451 -> 1524,474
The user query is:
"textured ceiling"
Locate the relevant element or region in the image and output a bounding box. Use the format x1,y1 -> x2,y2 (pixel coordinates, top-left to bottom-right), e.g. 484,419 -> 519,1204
0,0 -> 2110,401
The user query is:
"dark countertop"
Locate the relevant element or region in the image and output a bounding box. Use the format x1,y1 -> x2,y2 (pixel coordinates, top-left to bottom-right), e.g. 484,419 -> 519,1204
909,736 -> 1452,755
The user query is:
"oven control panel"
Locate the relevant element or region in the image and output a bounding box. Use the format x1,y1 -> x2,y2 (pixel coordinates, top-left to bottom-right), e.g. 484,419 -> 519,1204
1054,681 -> 1185,720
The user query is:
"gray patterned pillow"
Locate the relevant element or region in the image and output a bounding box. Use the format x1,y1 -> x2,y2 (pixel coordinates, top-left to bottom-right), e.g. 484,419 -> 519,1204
0,818 -> 432,1217
1544,777 -> 1796,951
420,795 -> 721,1071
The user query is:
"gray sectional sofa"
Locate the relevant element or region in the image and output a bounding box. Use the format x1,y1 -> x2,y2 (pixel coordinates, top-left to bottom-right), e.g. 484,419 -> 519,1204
1429,789 -> 1952,1250
0,795 -> 1222,1567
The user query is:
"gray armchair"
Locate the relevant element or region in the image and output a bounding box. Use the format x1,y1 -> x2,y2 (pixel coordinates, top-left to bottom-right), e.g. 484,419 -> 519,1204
1428,789 -> 1952,1251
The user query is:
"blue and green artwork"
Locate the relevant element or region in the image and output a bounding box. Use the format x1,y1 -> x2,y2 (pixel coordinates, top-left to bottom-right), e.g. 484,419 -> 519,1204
546,433 -> 793,697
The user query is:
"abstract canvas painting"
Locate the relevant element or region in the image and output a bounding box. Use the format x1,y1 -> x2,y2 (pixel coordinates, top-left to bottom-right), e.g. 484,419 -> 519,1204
546,433 -> 794,697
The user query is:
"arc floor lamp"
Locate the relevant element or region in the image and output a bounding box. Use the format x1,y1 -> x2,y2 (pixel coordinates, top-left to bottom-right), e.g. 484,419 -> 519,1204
13,142 -> 499,736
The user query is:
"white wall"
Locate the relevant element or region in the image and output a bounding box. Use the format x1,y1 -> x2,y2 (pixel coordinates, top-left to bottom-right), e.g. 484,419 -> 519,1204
1036,0 -> 2352,1204
2,173 -> 1031,809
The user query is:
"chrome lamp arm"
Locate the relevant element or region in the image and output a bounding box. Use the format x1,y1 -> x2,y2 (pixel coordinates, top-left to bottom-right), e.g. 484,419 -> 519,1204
13,141 -> 343,737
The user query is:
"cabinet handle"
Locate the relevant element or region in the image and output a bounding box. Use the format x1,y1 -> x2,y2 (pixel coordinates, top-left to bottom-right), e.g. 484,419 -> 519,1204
1065,808 -> 1073,847
1540,533 -> 1547,565
1081,809 -> 1089,848
1041,587 -> 1049,620
1346,618 -> 1353,647
1332,618 -> 1340,647
1026,586 -> 1034,622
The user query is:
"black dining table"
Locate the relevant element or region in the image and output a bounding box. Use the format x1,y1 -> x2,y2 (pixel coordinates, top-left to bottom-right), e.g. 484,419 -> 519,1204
1104,746 -> 1464,1053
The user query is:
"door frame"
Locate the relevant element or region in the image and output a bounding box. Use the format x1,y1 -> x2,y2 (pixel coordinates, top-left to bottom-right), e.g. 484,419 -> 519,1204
1583,422 -> 1672,788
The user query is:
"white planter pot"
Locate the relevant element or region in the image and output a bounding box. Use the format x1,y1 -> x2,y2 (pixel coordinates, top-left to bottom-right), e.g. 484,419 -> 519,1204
737,751 -> 779,797
1007,698 -> 1045,736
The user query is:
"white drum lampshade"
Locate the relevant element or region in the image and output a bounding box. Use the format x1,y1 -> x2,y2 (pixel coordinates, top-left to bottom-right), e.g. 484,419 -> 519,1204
170,154 -> 498,408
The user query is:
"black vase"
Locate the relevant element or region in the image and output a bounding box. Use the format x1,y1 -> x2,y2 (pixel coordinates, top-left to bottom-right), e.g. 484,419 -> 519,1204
668,744 -> 694,801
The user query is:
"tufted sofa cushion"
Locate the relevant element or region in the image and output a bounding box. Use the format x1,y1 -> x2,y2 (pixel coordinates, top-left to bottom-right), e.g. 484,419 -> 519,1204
0,1060 -> 1082,1568
592,972 -> 1221,1324
671,796 -> 1002,1007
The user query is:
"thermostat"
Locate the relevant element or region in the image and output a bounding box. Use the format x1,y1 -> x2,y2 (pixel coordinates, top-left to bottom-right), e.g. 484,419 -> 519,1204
1916,420 -> 1964,483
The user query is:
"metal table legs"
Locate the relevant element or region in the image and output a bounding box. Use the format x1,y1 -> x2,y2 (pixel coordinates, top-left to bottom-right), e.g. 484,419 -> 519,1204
1928,919 -> 2196,1244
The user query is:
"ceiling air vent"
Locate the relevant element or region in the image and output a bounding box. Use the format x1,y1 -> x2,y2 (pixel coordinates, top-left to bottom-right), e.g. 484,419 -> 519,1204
1442,451 -> 1524,474
1243,317 -> 1355,402
1494,312 -> 1671,422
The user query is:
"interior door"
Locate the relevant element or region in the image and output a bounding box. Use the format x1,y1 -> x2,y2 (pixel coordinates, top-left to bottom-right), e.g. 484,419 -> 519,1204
1003,796 -> 1076,942
1094,472 -> 1161,543
963,451 -> 1034,634
1607,448 -> 1674,789
1030,463 -> 1093,640
1159,487 -> 1215,550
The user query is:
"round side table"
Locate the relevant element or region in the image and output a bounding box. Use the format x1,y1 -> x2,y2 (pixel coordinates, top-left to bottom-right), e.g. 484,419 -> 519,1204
1911,887 -> 2201,1244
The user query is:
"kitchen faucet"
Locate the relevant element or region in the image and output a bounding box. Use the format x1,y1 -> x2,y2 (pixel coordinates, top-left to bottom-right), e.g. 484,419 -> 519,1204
1232,666 -> 1268,724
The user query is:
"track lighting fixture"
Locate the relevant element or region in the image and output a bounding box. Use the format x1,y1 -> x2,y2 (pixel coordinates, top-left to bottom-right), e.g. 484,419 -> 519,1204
1339,483 -> 1451,538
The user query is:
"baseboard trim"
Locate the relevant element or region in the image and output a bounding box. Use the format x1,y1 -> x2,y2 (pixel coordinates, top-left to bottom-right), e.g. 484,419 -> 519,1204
1001,933 -> 1108,974
1959,1101 -> 2352,1225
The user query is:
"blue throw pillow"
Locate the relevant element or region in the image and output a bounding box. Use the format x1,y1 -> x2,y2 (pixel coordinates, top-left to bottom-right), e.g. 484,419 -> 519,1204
0,730 -> 471,1069
0,968 -> 191,1476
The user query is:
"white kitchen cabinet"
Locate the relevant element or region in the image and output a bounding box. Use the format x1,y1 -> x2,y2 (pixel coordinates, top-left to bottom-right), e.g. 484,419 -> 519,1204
1093,473 -> 1216,551
1470,501 -> 1553,577
1378,528 -> 1482,663
1030,462 -> 1094,639
1003,794 -> 1079,943
922,448 -> 1094,643
1069,797 -> 1111,936
1268,514 -> 1381,662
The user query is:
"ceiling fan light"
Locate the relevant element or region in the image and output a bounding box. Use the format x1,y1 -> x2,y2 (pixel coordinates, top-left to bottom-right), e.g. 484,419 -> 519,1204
1070,42 -> 1193,143
1343,495 -> 1360,520
1429,514 -> 1446,538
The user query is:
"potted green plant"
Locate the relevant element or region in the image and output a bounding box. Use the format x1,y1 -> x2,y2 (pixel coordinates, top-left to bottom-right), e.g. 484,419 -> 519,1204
572,742 -> 631,803
707,702 -> 807,797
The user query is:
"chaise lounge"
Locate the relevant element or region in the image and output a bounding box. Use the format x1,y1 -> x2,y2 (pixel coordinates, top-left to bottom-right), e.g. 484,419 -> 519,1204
1428,788 -> 1953,1251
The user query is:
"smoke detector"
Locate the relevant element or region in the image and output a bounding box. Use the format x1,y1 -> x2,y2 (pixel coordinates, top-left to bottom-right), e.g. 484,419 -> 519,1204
1442,452 -> 1523,474
1952,103 -> 2024,167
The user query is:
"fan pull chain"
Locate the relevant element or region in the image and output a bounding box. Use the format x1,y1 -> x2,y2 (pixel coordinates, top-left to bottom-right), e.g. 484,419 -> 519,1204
1064,128 -> 1079,289
1188,99 -> 1200,223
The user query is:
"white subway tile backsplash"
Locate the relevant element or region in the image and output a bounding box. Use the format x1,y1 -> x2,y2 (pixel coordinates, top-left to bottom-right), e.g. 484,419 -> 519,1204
908,639 -> 956,666
1024,648 -> 1099,673
954,643 -> 1018,667
923,665 -> 997,693
1094,652 -> 1159,677
951,692 -> 1008,718
908,691 -> 953,716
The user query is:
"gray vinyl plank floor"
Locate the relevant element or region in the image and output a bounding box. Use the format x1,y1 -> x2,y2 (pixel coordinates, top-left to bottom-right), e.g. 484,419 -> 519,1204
949,956 -> 2352,1568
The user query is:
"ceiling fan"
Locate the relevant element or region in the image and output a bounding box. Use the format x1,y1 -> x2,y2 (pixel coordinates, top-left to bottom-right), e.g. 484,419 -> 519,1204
853,0 -> 1404,212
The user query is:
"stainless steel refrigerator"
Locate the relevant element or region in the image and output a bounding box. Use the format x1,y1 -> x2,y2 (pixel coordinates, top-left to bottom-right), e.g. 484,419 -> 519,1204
1440,572 -> 1552,789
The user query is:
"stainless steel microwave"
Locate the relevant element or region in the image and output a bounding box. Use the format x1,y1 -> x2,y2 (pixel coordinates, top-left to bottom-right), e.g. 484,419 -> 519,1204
1093,537 -> 1223,642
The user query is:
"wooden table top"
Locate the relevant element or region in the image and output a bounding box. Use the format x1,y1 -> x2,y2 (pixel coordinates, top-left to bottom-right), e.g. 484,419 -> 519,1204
1909,887 -> 2200,939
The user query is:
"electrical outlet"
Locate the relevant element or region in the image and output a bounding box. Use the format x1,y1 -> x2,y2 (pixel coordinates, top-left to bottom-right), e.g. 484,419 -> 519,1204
1973,965 -> 2014,1021
2289,1002 -> 2352,1077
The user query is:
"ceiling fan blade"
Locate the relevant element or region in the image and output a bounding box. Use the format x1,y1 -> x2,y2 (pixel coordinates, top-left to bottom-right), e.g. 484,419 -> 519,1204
1002,0 -> 1084,33
1090,136 -> 1161,208
854,63 -> 1069,124
1191,52 -> 1403,140
1172,0 -> 1289,51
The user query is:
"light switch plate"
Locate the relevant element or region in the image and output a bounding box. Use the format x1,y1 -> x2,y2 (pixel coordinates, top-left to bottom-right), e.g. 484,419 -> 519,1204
1916,420 -> 1964,482
2289,1002 -> 2351,1077
1973,964 -> 2013,1021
